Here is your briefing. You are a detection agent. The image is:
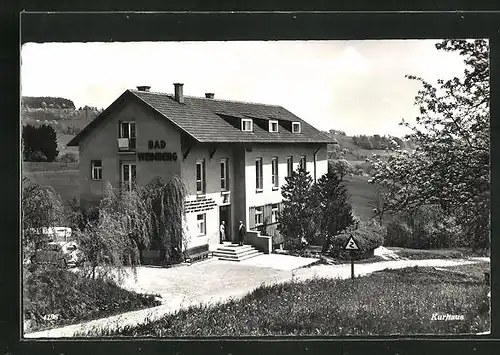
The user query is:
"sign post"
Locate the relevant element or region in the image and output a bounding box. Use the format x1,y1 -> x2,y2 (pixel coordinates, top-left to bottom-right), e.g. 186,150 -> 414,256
344,235 -> 360,279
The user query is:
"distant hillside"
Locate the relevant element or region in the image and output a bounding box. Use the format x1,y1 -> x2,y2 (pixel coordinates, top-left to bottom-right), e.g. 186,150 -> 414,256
22,96 -> 76,110
323,130 -> 417,161
21,97 -> 102,142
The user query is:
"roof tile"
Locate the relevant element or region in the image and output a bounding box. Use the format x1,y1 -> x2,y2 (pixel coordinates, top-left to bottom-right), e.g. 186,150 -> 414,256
130,90 -> 333,144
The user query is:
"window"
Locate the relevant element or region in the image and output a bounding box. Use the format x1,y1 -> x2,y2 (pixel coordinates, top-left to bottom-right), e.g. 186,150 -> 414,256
220,159 -> 229,191
271,204 -> 279,223
241,118 -> 253,132
271,157 -> 279,189
121,163 -> 136,191
119,121 -> 136,149
269,120 -> 279,132
287,156 -> 293,177
196,160 -> 206,194
255,207 -> 263,226
300,155 -> 307,171
197,213 -> 206,236
91,160 -> 102,180
255,158 -> 263,191
292,122 -> 301,133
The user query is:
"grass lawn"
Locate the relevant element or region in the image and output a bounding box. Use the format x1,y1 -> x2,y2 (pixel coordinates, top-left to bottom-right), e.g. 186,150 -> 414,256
83,265 -> 490,336
441,262 -> 490,280
389,247 -> 485,260
23,267 -> 161,333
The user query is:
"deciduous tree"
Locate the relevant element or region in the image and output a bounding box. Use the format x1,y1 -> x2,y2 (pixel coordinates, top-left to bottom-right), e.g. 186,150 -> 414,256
22,177 -> 65,264
370,39 -> 490,250
141,176 -> 188,263
329,159 -> 354,181
22,124 -> 59,162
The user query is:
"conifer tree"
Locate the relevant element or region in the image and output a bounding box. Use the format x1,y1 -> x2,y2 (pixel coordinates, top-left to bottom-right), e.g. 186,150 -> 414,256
313,172 -> 354,251
278,167 -> 319,249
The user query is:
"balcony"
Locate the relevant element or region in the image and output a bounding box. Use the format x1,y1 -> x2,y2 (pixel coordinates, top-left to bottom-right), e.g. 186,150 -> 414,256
118,138 -> 136,153
221,190 -> 230,205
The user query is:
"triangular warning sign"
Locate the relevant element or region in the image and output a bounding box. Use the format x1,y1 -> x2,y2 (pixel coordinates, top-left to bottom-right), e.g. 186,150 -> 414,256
344,236 -> 359,250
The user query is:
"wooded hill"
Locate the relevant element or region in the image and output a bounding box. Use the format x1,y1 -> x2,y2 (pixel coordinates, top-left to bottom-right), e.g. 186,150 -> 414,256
22,96 -> 76,110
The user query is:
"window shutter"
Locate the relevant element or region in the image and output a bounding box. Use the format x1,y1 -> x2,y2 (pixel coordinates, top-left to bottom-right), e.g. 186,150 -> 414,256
118,120 -> 122,138
263,204 -> 272,224
203,159 -> 207,193
249,207 -> 256,229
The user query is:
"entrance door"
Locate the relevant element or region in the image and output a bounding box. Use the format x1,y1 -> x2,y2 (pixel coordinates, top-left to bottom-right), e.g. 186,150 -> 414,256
219,206 -> 231,243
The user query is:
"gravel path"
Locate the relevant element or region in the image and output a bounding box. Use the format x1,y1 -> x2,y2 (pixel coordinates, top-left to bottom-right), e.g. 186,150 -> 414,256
24,256 -> 489,338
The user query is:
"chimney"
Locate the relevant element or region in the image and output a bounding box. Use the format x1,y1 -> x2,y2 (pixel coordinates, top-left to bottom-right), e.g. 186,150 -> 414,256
136,86 -> 151,92
174,83 -> 184,103
205,93 -> 215,99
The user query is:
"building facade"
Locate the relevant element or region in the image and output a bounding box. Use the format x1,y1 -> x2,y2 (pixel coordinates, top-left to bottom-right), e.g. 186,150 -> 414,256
68,84 -> 332,251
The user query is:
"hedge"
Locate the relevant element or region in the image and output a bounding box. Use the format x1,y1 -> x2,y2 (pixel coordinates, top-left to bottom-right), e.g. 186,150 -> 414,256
329,219 -> 385,260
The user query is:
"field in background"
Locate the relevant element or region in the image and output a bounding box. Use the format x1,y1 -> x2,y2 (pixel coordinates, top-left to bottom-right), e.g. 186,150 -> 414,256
342,174 -> 378,221
23,162 -> 80,204
330,134 -> 394,161
57,134 -> 79,155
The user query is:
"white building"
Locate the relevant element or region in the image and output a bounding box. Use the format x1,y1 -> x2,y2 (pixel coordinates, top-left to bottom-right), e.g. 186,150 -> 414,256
68,84 -> 332,254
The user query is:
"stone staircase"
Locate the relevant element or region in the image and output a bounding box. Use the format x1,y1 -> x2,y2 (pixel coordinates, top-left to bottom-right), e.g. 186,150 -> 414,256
213,243 -> 263,262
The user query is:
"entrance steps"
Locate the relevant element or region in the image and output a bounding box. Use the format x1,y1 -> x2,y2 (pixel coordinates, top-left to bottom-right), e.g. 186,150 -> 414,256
213,243 -> 263,262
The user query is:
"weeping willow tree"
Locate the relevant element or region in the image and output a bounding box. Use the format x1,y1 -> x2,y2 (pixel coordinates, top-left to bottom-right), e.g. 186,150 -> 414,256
119,184 -> 153,265
141,176 -> 189,264
75,182 -> 134,281
76,176 -> 188,279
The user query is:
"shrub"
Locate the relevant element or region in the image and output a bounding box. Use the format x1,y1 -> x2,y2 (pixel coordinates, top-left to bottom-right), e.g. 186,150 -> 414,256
329,219 -> 385,260
24,150 -> 47,162
272,234 -> 285,247
385,205 -> 464,249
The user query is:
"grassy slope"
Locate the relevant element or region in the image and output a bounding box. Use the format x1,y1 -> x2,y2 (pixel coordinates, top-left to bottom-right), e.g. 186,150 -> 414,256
331,134 -> 393,161
86,265 -> 490,336
342,175 -> 378,221
24,267 -> 161,333
22,162 -> 80,204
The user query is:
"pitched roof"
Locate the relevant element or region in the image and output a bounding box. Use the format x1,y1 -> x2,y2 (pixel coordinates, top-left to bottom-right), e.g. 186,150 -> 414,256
68,89 -> 333,146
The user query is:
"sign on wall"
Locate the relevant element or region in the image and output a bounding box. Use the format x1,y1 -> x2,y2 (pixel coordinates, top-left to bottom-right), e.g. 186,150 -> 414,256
137,139 -> 178,161
148,140 -> 166,149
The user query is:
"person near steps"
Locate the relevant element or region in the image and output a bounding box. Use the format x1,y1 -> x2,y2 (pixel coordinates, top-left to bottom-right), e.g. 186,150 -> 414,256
219,220 -> 226,243
238,221 -> 246,246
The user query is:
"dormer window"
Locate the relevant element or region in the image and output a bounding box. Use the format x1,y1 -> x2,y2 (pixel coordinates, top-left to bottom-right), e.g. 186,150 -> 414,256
269,120 -> 279,133
292,122 -> 301,133
241,118 -> 253,132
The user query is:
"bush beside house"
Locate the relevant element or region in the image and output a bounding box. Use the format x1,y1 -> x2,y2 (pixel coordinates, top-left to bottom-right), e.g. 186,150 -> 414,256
329,219 -> 385,260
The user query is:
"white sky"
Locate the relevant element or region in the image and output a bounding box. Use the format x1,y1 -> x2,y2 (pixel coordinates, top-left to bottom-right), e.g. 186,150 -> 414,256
21,40 -> 468,136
